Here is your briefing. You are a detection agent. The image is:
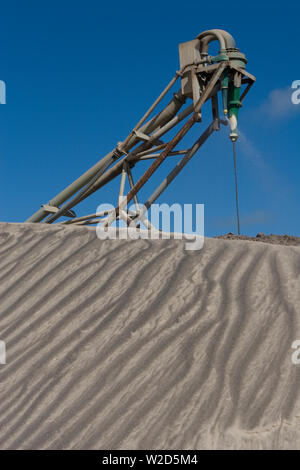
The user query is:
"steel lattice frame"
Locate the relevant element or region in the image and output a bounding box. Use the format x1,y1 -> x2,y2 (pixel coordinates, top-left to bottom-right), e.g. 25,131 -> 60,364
26,29 -> 255,229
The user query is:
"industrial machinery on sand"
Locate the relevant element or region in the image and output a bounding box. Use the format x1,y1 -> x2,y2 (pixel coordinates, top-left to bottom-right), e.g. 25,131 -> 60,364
26,29 -> 255,234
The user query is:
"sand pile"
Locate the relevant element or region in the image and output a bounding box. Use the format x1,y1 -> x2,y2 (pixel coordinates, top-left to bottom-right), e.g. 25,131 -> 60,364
0,222 -> 300,450
216,232 -> 300,246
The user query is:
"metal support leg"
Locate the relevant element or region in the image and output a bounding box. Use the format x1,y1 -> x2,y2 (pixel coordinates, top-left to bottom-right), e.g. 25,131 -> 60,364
144,121 -> 216,209
104,64 -> 226,228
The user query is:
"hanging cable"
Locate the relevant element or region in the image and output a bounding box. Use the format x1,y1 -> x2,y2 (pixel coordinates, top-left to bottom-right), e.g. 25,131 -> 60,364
232,141 -> 241,235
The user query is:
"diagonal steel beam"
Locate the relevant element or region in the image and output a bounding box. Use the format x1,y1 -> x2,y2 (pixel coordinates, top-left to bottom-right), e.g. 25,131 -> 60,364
103,63 -> 226,228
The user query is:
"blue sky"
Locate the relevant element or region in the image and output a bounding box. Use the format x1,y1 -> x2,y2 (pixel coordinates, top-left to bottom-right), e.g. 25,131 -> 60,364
0,0 -> 299,236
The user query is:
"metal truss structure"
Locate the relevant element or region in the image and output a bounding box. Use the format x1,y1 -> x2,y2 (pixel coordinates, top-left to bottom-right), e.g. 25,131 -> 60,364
26,29 -> 255,229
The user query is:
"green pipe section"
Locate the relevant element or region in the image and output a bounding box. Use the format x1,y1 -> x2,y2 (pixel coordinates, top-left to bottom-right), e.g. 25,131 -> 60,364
221,70 -> 229,115
228,82 -> 241,122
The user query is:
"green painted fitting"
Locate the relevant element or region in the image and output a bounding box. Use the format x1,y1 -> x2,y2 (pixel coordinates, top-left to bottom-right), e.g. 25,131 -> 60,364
226,49 -> 247,69
221,70 -> 229,115
212,50 -> 229,63
228,82 -> 242,121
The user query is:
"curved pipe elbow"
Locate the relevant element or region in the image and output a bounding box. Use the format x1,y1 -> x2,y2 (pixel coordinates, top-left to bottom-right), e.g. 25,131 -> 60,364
197,29 -> 237,55
197,30 -> 226,51
214,29 -> 236,49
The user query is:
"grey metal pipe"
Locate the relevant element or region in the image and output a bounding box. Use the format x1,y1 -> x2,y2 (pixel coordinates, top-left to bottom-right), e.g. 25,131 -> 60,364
44,154 -> 114,223
61,210 -> 112,225
129,103 -> 194,158
126,91 -> 185,148
74,77 -> 218,206
121,73 -> 181,150
26,29 -> 238,224
197,29 -> 236,55
140,65 -> 228,210
75,103 -> 195,204
26,90 -> 185,223
119,164 -> 127,199
214,29 -> 236,48
197,30 -> 227,51
26,149 -> 117,223
51,108 -> 195,223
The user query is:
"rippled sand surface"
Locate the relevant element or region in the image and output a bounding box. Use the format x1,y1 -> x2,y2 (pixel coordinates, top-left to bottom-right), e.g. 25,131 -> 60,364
0,222 -> 300,450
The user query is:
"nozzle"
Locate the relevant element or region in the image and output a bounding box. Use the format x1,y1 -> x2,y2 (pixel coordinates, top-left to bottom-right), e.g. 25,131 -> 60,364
230,131 -> 238,142
228,115 -> 239,142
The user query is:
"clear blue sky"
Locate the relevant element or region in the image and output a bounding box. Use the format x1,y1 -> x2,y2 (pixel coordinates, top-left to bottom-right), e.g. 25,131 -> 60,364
0,0 -> 299,236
